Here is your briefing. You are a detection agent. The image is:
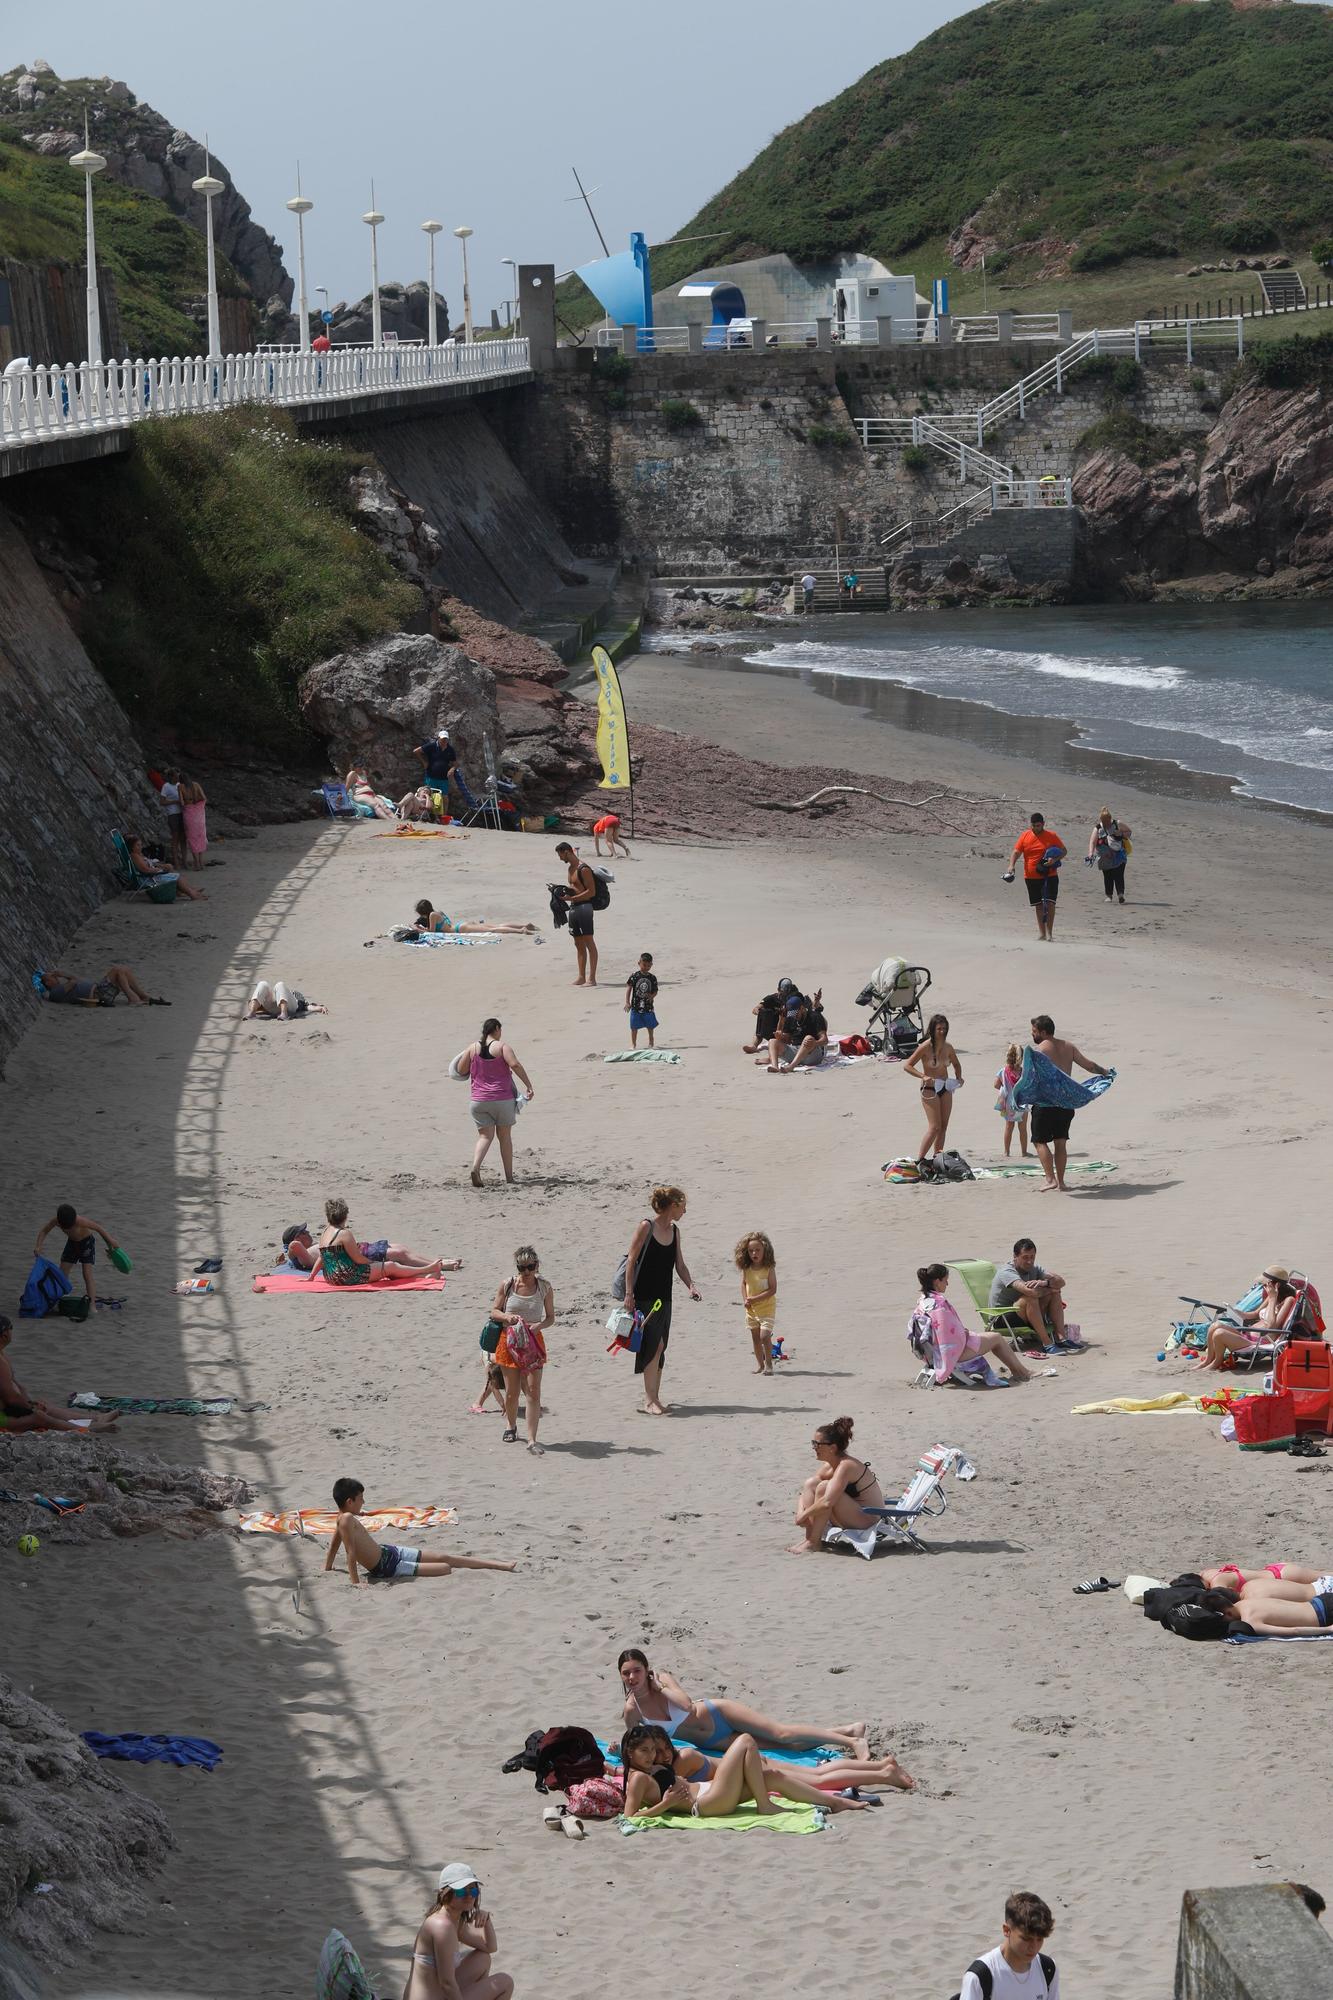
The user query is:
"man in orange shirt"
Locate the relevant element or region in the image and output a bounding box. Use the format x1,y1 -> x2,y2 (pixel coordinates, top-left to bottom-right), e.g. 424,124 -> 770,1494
1006,813 -> 1067,941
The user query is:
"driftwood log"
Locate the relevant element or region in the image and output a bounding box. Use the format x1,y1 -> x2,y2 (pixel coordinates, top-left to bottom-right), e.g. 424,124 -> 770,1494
750,784 -> 967,832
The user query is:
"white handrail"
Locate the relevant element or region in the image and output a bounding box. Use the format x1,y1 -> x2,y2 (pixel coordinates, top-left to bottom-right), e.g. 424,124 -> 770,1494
0,337 -> 532,452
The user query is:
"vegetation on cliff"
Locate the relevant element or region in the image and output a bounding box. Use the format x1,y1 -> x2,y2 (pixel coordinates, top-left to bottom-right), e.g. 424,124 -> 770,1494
9,413 -> 417,755
561,0 -> 1333,328
0,133 -> 242,356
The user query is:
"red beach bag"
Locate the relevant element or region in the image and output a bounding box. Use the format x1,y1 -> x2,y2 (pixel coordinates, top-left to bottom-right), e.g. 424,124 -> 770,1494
1231,1390 -> 1296,1452
1274,1341 -> 1333,1434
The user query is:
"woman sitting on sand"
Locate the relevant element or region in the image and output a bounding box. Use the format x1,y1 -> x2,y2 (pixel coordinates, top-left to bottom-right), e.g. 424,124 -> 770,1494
405,1861 -> 513,1999
0,1314 -> 119,1433
788,1415 -> 887,1554
618,1721 -> 913,1810
914,1264 -> 1033,1386
413,900 -> 538,936
344,765 -> 397,821
618,1648 -> 870,1758
620,1724 -> 877,1820
1190,1267 -> 1300,1370
903,1013 -> 962,1162
316,1198 -> 456,1287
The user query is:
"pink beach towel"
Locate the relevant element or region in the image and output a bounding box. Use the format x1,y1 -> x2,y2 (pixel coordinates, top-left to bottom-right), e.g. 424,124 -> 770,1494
237,1504 -> 458,1537
250,1271 -> 446,1294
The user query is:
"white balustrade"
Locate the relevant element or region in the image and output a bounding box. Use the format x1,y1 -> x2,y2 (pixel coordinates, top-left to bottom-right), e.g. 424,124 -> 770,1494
1,337 -> 531,453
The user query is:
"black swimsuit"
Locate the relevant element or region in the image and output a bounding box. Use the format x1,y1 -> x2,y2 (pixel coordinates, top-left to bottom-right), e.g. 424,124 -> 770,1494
846,1460 -> 876,1500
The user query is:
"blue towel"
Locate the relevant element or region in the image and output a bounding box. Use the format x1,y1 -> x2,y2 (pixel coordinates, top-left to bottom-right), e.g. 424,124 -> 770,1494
19,1255 -> 72,1318
82,1732 -> 223,1770
1013,1046 -> 1116,1112
598,1734 -> 834,1771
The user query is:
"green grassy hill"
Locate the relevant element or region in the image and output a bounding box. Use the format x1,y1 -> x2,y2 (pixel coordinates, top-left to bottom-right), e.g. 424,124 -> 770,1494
565,0 -> 1333,328
0,132 -> 245,356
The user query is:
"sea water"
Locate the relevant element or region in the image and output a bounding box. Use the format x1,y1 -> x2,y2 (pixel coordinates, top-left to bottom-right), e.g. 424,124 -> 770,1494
720,601 -> 1333,816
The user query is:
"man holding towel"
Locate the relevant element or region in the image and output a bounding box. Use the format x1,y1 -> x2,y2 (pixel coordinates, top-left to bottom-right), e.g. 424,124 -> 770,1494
1029,1015 -> 1111,1192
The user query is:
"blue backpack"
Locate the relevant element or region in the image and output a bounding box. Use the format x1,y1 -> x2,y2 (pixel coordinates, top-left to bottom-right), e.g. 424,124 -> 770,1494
20,1256 -> 72,1318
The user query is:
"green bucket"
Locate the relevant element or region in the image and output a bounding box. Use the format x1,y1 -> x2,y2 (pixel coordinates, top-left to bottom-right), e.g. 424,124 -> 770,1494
109,1246 -> 132,1275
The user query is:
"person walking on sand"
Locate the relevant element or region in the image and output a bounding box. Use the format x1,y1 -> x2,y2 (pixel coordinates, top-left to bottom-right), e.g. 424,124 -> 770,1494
555,840 -> 599,987
457,1019 -> 534,1187
957,1890 -> 1059,2000
735,1230 -> 778,1373
405,1861 -> 514,2000
1029,1014 -> 1111,1192
622,1186 -> 700,1415
903,1013 -> 963,1162
1006,812 -> 1066,942
994,1041 -> 1029,1157
1086,804 -> 1131,904
490,1246 -> 553,1454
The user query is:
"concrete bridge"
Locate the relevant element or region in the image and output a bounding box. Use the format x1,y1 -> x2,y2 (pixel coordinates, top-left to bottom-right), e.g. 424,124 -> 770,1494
0,264 -> 556,478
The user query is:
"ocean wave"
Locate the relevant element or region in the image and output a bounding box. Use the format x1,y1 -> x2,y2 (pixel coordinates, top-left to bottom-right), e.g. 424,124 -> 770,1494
1022,651 -> 1185,691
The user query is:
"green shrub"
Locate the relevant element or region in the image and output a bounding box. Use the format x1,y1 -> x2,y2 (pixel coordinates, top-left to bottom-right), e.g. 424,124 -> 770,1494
1190,371 -> 1207,391
660,398 -> 703,430
1310,238 -> 1333,270
808,422 -> 853,448
1216,217 -> 1278,253
603,387 -> 629,411
902,444 -> 930,471
1109,357 -> 1144,395
1242,326 -> 1333,389
1075,411 -> 1183,466
597,348 -> 633,383
1077,353 -> 1117,379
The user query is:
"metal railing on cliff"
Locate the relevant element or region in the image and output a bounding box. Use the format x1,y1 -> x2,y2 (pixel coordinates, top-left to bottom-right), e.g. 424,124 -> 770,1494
0,336 -> 531,453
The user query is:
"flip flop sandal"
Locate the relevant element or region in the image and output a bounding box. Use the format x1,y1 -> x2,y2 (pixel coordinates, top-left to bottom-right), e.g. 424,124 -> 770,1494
1073,1576 -> 1119,1594
542,1806 -> 566,1831
561,1816 -> 586,1839
841,1788 -> 884,1807
501,1428 -> 518,1443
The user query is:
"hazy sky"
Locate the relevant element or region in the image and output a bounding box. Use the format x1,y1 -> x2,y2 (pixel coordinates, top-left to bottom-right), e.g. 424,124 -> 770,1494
4,0 -> 975,317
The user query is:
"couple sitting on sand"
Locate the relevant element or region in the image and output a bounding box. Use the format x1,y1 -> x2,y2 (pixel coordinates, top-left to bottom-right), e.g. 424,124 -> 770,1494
274,1201 -> 463,1286
743,977 -> 829,1071
618,1646 -> 914,1794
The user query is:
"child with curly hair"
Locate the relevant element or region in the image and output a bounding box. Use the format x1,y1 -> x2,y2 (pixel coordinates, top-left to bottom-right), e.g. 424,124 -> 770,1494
735,1231 -> 778,1374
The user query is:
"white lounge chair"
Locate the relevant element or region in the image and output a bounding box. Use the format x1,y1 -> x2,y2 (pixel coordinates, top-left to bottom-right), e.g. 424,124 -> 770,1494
823,1444 -> 976,1559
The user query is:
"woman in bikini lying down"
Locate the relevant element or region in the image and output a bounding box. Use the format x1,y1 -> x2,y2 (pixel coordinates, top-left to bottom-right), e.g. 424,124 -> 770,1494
1202,1562 -> 1333,1591
618,1647 -> 869,1758
413,900 -> 538,935
619,1724 -> 873,1819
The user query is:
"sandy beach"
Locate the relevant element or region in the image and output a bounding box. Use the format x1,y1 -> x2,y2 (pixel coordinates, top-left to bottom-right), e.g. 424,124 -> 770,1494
7,652 -> 1333,2000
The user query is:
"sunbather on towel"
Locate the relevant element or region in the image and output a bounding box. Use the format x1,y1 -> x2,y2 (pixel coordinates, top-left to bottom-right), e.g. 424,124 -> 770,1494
325,1478 -> 516,1588
1201,1567 -> 1333,1607
1218,1588 -> 1333,1635
413,900 -> 537,936
0,1314 -> 118,1432
246,981 -> 327,1021
620,1725 -> 871,1818
788,1414 -> 887,1553
316,1198 -> 459,1285
618,1648 -> 870,1757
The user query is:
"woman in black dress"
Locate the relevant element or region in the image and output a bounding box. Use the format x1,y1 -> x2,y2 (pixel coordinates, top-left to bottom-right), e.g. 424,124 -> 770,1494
622,1185 -> 700,1414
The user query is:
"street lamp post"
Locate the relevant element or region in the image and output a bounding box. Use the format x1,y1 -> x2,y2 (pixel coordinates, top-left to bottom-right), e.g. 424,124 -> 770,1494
363,184 -> 385,349
454,225 -> 474,343
286,166 -> 314,353
421,220 -> 443,346
501,257 -> 518,334
69,113 -> 106,366
192,145 -> 226,360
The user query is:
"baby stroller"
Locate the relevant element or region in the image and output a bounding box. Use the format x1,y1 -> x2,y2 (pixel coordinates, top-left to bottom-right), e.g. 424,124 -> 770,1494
855,956 -> 931,1058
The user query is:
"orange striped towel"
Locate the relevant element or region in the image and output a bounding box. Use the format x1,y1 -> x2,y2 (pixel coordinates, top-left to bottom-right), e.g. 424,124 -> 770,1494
236,1505 -> 458,1537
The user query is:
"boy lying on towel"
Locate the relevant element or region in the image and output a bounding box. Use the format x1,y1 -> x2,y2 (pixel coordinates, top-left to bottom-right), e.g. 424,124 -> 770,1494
325,1478 -> 517,1587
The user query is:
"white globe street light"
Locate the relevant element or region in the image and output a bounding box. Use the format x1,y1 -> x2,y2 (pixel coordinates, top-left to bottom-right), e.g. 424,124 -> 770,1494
421,220 -> 443,347
454,225 -> 474,344
286,167 -> 314,354
192,145 -> 226,360
69,114 -> 106,365
363,184 -> 386,349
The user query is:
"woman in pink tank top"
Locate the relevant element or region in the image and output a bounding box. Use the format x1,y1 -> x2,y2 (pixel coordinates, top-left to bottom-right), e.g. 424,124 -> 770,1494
461,1017 -> 534,1186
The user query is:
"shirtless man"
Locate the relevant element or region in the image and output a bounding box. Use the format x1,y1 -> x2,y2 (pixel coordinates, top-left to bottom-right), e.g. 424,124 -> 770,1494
1029,1014 -> 1111,1192
554,841 -> 599,987
0,1315 -> 118,1433
324,1478 -> 516,1588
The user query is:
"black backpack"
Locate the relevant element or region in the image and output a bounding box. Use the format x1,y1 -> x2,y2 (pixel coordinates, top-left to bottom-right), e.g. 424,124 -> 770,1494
937,1150 -> 975,1182
589,866 -> 612,911
951,1955 -> 1055,2000
531,1726 -> 605,1795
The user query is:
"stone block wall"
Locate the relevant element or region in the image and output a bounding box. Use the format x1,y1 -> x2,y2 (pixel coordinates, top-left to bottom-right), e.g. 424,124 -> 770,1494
895,508 -> 1082,592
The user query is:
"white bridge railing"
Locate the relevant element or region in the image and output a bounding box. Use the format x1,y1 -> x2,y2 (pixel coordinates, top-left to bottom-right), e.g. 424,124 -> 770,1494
0,337 -> 532,453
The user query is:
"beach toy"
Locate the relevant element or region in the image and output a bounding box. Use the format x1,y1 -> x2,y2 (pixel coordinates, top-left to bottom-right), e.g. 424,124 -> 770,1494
17,1535 -> 39,1557
110,1246 -> 132,1275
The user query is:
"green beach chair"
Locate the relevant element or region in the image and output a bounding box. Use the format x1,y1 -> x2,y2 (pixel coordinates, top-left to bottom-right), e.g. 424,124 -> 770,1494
110,829 -> 178,904
948,1257 -> 1049,1347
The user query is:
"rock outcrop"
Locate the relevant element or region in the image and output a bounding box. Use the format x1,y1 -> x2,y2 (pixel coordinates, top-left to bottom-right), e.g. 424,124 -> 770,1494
0,1436 -> 254,1542
299,634 -> 502,794
0,63 -> 292,328
1075,375 -> 1333,594
325,281 -> 450,350
0,1675 -> 172,1969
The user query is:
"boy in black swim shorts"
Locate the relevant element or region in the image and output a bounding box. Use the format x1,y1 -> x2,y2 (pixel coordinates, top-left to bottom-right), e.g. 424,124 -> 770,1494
34,1203 -> 121,1308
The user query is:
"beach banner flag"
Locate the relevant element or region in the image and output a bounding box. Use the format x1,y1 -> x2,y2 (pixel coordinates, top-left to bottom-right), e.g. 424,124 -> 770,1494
592,644 -> 632,795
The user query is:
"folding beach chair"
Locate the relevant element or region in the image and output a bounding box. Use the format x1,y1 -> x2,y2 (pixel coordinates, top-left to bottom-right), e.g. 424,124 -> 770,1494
318,782 -> 359,820
950,1257 -> 1053,1349
110,829 -> 178,903
823,1444 -> 976,1559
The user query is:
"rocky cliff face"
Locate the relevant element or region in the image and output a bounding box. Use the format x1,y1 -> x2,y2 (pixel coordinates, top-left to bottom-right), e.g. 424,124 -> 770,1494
1075,375 -> 1333,595
0,60 -> 292,331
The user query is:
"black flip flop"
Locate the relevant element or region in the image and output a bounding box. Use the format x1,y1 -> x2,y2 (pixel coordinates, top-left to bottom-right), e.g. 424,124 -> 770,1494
501,1428 -> 518,1443
1073,1576 -> 1120,1594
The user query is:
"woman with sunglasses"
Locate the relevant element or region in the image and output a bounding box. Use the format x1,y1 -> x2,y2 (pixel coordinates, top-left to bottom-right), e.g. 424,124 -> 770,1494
490,1245 -> 554,1453
406,1859 -> 512,1999
1191,1266 -> 1300,1370
618,1723 -> 872,1821
787,1416 -> 888,1555
618,1648 -> 870,1758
